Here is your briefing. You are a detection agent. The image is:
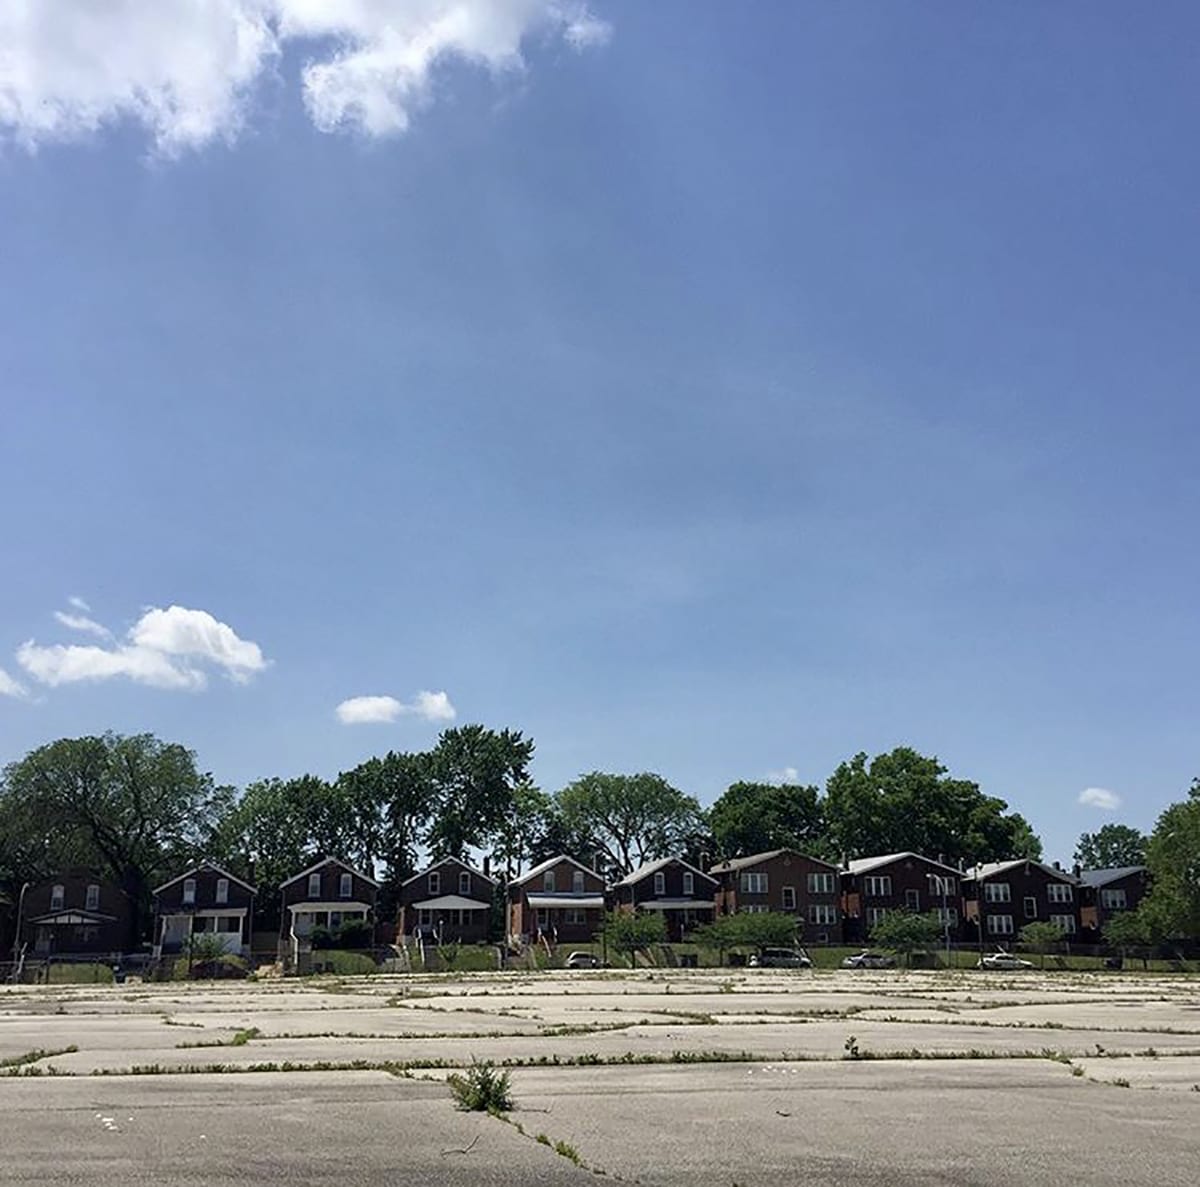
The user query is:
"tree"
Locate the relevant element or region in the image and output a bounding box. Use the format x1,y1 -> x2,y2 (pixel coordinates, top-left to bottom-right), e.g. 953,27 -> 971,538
425,726 -> 535,859
337,750 -> 435,885
1073,824 -> 1148,870
709,781 -> 826,860
555,772 -> 704,876
601,910 -> 667,967
1018,921 -> 1066,968
1102,909 -> 1158,969
1139,780 -> 1200,942
692,912 -> 801,962
0,733 -> 233,947
823,748 -> 1041,866
867,909 -> 944,966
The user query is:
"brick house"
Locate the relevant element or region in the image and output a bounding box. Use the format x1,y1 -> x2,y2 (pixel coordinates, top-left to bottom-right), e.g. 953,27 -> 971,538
508,855 -> 606,947
1079,866 -> 1151,940
610,857 -> 717,942
397,857 -> 496,945
841,852 -> 963,945
709,849 -> 842,943
18,871 -> 133,958
280,857 -> 378,961
963,860 -> 1081,945
151,861 -> 256,956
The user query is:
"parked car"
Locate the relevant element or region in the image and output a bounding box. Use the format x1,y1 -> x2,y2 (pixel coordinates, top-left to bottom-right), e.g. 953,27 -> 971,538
841,950 -> 896,969
977,951 -> 1034,970
564,951 -> 602,969
749,947 -> 812,968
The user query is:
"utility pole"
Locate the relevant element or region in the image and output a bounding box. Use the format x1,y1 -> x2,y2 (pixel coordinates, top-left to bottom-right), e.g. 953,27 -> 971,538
10,883 -> 30,983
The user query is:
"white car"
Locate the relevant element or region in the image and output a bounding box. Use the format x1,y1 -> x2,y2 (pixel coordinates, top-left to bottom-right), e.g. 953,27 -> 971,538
841,950 -> 895,969
564,951 -> 602,969
977,951 -> 1034,970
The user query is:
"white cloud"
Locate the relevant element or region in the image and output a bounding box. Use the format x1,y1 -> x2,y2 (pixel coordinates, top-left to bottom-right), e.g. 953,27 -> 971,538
67,595 -> 91,611
16,604 -> 268,691
1078,787 -> 1122,812
767,766 -> 800,785
0,667 -> 26,698
336,689 -> 457,724
0,1 -> 610,152
54,610 -> 113,639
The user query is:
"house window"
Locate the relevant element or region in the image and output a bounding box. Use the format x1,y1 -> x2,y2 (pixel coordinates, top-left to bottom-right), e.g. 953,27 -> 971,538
1023,896 -> 1037,919
984,882 -> 1011,904
935,907 -> 958,926
572,870 -> 585,893
929,875 -> 957,896
308,873 -> 321,899
654,872 -> 666,896
85,884 -> 100,911
741,904 -> 770,914
536,908 -> 550,928
904,889 -> 921,911
782,886 -> 796,911
418,909 -> 433,928
1100,888 -> 1127,911
564,908 -> 586,925
1047,883 -> 1073,904
682,871 -> 694,896
866,906 -> 888,926
986,914 -> 1014,936
809,904 -> 837,925
863,875 -> 892,898
1050,914 -> 1077,934
182,879 -> 196,906
807,872 -> 836,895
740,872 -> 768,894
50,884 -> 65,911
459,871 -> 471,896
219,915 -> 241,933
543,871 -> 556,893
429,871 -> 441,895
340,873 -> 353,899
216,878 -> 229,905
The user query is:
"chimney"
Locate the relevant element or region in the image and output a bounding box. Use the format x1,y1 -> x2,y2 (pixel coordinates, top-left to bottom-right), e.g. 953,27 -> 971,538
1072,863 -> 1081,879
482,854 -> 490,877
246,858 -> 256,886
1053,860 -> 1062,871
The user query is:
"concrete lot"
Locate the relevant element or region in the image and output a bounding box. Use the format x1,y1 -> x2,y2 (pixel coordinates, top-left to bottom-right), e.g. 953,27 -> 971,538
1,969 -> 1197,1184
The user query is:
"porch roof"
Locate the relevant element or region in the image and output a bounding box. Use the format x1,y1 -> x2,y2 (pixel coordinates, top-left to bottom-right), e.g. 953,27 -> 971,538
637,899 -> 715,911
288,901 -> 372,914
411,894 -> 491,912
527,894 -> 604,910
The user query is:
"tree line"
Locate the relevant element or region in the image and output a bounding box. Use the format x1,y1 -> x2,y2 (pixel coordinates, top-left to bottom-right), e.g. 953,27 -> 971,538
1,729 -> 1196,945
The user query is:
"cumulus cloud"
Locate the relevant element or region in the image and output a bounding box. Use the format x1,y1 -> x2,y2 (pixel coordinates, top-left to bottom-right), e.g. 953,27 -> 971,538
1078,787 -> 1122,812
336,689 -> 457,724
67,595 -> 91,611
0,667 -> 26,698
0,1 -> 610,152
16,604 -> 268,691
767,766 -> 801,785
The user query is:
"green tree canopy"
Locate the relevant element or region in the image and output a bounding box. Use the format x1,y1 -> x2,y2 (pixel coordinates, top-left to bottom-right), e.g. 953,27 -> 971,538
1139,780 -> 1200,941
823,747 -> 1041,866
867,909 -> 944,963
1,733 -> 233,945
692,911 -> 801,956
1073,823 -> 1147,870
708,781 -> 826,860
555,772 -> 705,876
601,909 -> 667,966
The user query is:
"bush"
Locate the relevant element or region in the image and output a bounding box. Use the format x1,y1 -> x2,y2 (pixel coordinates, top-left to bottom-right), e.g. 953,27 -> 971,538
172,954 -> 249,981
45,963 -> 114,985
315,950 -> 377,976
447,1060 -> 513,1113
335,918 -> 372,949
309,925 -> 336,951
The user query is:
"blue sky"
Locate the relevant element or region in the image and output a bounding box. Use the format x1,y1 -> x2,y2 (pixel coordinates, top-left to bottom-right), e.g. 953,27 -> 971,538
1,2 -> 1197,862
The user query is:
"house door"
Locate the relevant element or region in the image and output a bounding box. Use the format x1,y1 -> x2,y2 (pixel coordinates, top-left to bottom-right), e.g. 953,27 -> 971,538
161,914 -> 192,949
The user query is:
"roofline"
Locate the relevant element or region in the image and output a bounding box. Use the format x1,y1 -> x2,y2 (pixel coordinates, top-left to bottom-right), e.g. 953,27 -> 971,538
962,859 -> 1080,884
708,848 -> 838,875
280,856 -> 380,889
152,861 -> 256,896
1079,866 -> 1149,887
844,852 -> 963,877
615,856 -> 719,888
513,854 -> 602,887
400,856 -> 497,887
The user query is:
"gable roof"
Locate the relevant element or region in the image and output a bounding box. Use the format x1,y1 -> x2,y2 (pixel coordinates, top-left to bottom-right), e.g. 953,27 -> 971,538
614,855 -> 717,888
400,856 -> 496,887
152,860 -> 256,896
845,852 -> 961,877
708,848 -> 837,875
513,854 -> 602,887
281,855 -> 379,889
1079,866 -> 1148,888
963,859 -> 1079,884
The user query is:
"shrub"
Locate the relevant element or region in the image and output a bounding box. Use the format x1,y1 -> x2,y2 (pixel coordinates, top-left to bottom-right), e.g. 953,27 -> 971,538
310,926 -> 336,951
334,918 -> 372,949
316,950 -> 377,976
46,963 -> 114,985
447,1060 -> 513,1113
